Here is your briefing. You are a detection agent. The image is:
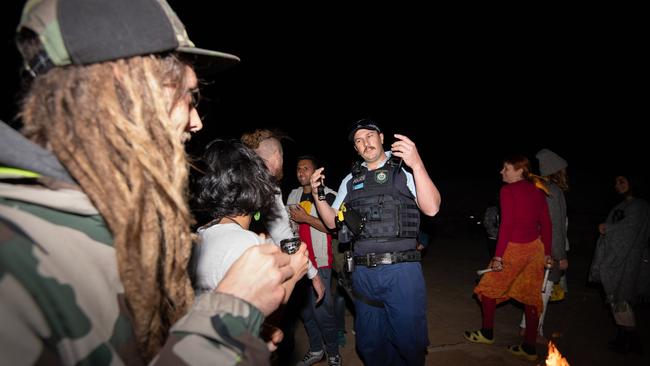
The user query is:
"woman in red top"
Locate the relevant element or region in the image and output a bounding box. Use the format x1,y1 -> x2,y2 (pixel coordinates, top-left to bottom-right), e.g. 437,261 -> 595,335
464,154 -> 552,361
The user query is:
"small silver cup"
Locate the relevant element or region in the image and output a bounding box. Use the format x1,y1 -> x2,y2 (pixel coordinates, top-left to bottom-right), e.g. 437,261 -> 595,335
280,237 -> 301,255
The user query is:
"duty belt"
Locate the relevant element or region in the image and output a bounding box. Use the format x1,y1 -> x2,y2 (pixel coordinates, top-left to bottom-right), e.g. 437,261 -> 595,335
353,250 -> 421,267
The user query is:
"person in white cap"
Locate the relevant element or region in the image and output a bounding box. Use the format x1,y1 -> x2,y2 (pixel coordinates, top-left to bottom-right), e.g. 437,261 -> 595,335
519,148 -> 569,341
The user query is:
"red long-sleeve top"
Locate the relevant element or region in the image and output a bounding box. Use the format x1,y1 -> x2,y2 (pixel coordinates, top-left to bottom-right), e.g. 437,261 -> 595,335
495,179 -> 551,257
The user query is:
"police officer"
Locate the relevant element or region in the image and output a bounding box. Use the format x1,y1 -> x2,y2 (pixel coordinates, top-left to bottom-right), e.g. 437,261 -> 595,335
309,119 -> 441,365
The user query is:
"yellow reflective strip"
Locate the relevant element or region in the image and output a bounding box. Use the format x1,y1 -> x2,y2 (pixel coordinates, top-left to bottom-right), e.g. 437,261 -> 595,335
0,167 -> 41,178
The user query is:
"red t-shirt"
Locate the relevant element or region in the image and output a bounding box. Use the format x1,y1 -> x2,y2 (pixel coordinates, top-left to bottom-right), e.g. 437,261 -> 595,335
495,179 -> 551,257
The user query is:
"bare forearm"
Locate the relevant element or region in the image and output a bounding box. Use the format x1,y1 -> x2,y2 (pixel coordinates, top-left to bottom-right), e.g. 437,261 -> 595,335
303,214 -> 330,233
313,198 -> 337,229
413,165 -> 440,216
281,277 -> 299,303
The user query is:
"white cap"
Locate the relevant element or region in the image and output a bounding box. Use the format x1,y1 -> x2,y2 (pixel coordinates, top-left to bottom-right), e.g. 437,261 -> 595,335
536,149 -> 567,176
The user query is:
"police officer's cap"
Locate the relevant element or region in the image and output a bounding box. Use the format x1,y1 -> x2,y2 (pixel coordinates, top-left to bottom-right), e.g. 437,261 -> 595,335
348,119 -> 382,142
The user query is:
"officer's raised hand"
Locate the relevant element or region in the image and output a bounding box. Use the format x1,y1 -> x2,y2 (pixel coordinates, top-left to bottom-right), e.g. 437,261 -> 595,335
390,133 -> 424,171
310,167 -> 326,195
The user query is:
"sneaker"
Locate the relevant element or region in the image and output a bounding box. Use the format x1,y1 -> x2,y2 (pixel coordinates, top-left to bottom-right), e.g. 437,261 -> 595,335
507,344 -> 538,361
327,354 -> 342,366
296,349 -> 325,366
463,329 -> 494,345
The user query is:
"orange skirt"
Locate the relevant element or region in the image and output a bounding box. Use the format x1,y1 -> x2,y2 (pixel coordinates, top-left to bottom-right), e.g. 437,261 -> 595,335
474,238 -> 545,312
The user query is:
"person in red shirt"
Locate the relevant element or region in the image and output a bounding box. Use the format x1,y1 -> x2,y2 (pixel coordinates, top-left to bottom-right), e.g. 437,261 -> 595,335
464,154 -> 553,361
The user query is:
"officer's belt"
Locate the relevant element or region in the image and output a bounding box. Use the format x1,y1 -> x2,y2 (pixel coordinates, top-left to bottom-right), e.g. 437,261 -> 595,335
353,250 -> 421,267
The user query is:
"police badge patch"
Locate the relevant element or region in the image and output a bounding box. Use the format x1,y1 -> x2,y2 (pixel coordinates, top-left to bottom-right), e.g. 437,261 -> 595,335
375,170 -> 389,184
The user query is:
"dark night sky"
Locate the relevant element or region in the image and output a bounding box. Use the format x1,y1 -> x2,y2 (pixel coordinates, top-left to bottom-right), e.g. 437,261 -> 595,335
1,2 -> 646,215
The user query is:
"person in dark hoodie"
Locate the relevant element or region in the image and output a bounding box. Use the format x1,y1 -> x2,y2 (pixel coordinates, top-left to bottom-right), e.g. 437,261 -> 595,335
590,174 -> 650,354
0,1 -> 302,364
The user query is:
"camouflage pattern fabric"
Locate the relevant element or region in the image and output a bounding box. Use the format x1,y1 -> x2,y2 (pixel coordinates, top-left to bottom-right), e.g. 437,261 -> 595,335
0,182 -> 270,365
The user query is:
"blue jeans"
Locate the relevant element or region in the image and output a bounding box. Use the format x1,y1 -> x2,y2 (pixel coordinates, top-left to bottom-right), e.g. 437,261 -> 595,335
353,262 -> 428,365
300,267 -> 339,357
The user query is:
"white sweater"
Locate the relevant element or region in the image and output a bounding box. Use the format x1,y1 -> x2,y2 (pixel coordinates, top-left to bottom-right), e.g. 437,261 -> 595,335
194,223 -> 265,293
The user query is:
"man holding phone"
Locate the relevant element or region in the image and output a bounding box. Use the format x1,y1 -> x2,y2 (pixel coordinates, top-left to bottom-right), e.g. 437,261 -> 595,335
287,155 -> 340,365
309,119 -> 441,365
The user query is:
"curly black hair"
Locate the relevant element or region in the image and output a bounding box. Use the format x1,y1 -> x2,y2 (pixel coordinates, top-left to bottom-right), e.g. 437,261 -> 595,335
196,139 -> 279,221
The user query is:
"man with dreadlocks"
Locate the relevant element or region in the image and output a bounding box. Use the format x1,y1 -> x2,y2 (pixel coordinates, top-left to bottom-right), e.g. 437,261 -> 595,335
0,0 -> 299,365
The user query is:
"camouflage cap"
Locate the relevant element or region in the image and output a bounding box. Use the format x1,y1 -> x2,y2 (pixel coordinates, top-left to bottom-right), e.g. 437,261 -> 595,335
17,0 -> 240,76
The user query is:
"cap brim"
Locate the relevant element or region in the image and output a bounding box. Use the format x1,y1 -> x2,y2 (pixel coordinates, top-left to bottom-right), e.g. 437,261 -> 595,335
177,46 -> 240,74
348,126 -> 381,141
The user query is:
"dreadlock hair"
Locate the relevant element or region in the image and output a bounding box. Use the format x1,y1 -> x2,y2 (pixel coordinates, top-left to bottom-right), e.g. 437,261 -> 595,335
547,169 -> 570,192
19,50 -> 195,362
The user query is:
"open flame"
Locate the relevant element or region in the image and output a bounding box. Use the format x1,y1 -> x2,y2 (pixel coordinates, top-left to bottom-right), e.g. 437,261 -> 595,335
545,341 -> 569,366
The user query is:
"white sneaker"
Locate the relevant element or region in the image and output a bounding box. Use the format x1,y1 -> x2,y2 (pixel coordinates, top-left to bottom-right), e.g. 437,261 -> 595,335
296,349 -> 325,366
327,354 -> 342,366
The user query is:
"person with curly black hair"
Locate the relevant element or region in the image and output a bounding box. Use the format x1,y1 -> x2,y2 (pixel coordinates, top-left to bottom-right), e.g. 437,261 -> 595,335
193,139 -> 308,303
0,1 -> 303,364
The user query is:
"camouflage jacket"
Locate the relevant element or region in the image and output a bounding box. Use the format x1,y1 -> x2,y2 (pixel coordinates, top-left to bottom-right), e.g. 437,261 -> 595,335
0,181 -> 270,365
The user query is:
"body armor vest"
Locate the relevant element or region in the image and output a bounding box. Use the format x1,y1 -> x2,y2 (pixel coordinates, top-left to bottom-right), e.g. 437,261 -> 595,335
345,159 -> 420,254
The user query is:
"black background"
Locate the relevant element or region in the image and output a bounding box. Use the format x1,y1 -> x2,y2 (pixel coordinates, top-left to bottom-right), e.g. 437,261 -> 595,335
1,2 -> 646,216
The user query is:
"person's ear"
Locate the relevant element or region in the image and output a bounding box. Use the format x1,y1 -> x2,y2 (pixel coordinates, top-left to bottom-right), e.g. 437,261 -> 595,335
380,133 -> 384,144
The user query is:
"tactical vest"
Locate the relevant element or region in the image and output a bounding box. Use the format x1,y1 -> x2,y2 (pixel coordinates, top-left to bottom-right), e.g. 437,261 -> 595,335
345,160 -> 420,255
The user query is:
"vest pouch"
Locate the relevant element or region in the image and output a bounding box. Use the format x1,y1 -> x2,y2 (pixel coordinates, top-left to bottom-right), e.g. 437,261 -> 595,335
369,205 -> 382,221
337,224 -> 353,243
353,196 -> 400,239
342,204 -> 366,236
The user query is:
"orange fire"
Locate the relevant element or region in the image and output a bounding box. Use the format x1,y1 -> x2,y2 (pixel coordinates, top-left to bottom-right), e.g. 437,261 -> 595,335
545,341 -> 569,366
